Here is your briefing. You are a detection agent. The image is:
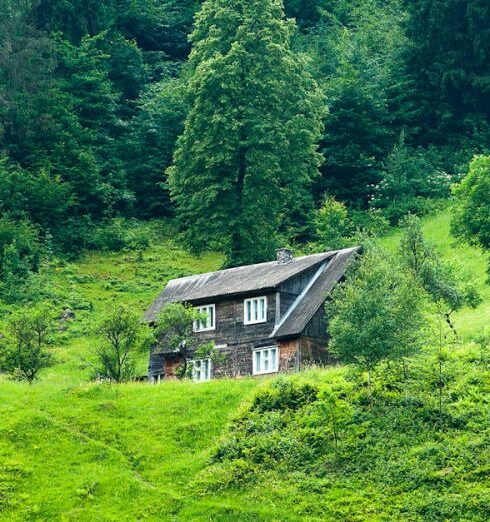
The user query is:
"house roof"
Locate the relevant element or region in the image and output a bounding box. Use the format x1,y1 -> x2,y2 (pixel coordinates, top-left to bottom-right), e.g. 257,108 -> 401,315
271,247 -> 358,339
144,250 -> 340,322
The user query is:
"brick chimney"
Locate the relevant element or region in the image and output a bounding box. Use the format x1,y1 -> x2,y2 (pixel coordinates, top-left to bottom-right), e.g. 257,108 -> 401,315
276,248 -> 293,264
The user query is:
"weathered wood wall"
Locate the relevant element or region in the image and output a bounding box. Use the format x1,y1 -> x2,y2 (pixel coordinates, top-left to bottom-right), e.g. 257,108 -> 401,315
149,266 -> 334,380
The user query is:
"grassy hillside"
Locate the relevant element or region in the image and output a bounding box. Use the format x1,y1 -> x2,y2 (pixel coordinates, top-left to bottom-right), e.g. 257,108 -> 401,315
1,210 -> 489,520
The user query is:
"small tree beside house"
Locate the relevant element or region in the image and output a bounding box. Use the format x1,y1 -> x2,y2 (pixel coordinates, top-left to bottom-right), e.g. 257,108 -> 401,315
151,303 -> 223,381
399,214 -> 481,337
91,306 -> 149,383
327,248 -> 425,398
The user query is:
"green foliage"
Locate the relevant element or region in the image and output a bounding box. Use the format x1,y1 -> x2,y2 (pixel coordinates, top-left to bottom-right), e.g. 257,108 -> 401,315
153,302 -> 219,378
328,248 -> 425,382
313,195 -> 389,251
403,0 -> 490,145
124,78 -> 187,217
314,196 -> 353,250
0,159 -> 72,232
0,217 -> 43,302
153,302 -> 200,353
92,306 -> 149,382
168,0 -> 325,266
307,0 -> 405,206
452,155 -> 490,251
371,134 -> 453,223
195,356 -> 490,520
400,215 -> 481,323
0,209 -> 489,519
0,306 -> 56,383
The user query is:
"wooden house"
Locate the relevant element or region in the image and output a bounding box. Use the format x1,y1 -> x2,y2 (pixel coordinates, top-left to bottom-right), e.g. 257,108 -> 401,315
145,247 -> 359,382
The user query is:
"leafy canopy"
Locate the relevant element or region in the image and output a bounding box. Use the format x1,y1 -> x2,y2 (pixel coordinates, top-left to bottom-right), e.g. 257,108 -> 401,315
451,155 -> 490,251
328,248 -> 425,375
168,0 -> 325,266
0,306 -> 56,383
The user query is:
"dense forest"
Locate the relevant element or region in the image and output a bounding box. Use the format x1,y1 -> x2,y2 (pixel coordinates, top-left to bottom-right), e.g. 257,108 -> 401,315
1,0 -> 489,267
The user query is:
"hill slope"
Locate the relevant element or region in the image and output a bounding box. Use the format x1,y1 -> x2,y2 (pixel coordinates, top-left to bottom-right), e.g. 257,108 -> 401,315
1,210 -> 489,520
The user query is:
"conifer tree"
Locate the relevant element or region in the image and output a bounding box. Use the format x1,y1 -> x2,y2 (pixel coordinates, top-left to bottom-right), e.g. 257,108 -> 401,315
168,0 -> 325,266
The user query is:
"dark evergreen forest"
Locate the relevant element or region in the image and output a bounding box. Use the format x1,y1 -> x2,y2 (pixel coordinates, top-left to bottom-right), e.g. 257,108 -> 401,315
1,0 -> 489,263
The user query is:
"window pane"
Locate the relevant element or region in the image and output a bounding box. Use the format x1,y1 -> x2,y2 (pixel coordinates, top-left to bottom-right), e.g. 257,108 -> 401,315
209,306 -> 214,328
271,348 -> 277,370
259,298 -> 265,320
255,351 -> 261,373
263,349 -> 269,372
254,300 -> 258,321
204,360 -> 209,380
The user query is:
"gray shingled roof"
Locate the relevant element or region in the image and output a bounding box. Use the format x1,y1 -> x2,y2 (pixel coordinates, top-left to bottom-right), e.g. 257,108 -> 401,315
144,250 -> 338,322
272,247 -> 359,339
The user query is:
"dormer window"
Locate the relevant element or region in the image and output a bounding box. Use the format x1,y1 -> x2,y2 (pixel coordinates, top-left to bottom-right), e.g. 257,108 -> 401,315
194,304 -> 216,332
244,296 -> 267,325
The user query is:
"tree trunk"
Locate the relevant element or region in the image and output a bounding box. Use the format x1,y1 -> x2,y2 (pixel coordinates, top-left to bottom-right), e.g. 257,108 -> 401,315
230,144 -> 247,265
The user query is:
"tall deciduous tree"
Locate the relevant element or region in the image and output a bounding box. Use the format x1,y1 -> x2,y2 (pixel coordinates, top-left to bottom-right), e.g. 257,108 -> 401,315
168,0 -> 325,266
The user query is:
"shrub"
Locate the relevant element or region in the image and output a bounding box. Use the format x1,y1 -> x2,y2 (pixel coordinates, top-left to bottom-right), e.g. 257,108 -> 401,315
251,379 -> 319,413
90,306 -> 150,382
315,196 -> 354,250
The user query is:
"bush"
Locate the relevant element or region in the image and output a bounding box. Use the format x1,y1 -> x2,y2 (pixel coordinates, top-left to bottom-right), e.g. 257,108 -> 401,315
86,219 -> 159,253
328,248 -> 425,392
315,196 -> 354,250
0,159 -> 71,234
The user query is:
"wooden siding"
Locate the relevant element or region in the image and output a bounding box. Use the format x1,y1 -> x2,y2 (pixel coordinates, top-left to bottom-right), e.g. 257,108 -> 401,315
192,292 -> 277,345
164,356 -> 183,379
303,305 -> 328,340
277,339 -> 300,372
299,336 -> 334,367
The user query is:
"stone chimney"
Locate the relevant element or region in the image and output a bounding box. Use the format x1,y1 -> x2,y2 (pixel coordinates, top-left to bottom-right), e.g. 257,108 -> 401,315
276,248 -> 293,264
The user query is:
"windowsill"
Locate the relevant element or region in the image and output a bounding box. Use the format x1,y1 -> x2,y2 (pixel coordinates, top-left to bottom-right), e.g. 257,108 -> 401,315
194,327 -> 216,333
244,320 -> 267,326
253,370 -> 279,376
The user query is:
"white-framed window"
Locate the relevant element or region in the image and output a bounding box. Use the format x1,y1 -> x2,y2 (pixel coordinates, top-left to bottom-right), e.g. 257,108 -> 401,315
193,358 -> 212,382
252,346 -> 279,375
244,296 -> 267,325
194,304 -> 216,332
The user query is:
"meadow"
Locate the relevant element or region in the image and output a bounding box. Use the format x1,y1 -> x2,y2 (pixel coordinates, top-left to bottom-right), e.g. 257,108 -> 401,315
1,209 -> 489,521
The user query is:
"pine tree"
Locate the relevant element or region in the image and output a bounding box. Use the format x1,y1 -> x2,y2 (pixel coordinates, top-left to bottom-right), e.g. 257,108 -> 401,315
403,0 -> 490,144
168,0 -> 325,266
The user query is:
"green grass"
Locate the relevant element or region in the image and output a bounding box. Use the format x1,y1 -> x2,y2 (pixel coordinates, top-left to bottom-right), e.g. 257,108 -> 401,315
1,210 -> 489,520
0,378 -> 257,520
